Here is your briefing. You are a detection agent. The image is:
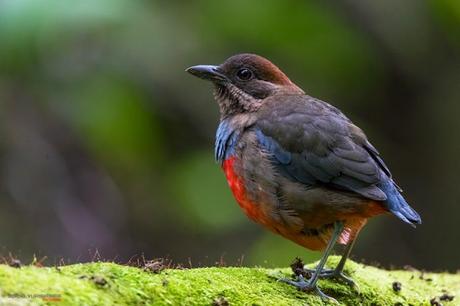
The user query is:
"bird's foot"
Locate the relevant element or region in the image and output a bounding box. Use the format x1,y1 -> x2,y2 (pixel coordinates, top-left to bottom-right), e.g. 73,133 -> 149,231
301,267 -> 359,291
278,275 -> 338,304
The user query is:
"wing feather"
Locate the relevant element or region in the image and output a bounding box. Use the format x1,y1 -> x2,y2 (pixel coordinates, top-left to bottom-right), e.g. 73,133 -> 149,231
255,95 -> 389,201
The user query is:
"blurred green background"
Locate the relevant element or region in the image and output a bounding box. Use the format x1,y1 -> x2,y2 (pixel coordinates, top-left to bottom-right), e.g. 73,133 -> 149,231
0,0 -> 459,270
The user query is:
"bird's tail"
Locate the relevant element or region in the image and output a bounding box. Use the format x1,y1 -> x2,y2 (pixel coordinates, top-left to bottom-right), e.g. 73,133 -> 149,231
378,179 -> 421,227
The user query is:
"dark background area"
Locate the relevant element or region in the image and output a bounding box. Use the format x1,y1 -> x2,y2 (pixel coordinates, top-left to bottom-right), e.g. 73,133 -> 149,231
0,0 -> 459,270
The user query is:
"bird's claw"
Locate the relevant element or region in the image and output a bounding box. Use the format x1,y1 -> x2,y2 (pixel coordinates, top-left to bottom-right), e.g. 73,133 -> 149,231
301,267 -> 359,292
278,275 -> 339,304
322,271 -> 359,292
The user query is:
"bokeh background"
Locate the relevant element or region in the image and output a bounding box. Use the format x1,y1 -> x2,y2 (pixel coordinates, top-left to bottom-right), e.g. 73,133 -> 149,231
0,0 -> 459,270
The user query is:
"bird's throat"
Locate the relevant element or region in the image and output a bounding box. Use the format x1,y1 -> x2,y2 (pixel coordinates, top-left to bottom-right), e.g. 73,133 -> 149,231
214,84 -> 262,118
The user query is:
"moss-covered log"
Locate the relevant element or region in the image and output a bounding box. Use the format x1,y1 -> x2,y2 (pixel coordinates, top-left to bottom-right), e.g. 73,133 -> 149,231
0,256 -> 458,305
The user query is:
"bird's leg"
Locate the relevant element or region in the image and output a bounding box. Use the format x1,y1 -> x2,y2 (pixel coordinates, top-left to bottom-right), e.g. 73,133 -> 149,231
278,221 -> 344,303
302,233 -> 359,290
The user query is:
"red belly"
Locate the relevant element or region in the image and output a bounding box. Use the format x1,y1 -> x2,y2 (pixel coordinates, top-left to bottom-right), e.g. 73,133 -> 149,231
222,157 -> 262,222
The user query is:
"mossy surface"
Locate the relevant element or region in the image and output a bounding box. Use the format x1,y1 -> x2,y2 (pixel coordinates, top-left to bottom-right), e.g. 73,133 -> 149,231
0,256 -> 458,305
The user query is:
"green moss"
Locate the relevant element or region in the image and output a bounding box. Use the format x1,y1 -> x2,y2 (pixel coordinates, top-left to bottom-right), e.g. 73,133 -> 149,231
0,256 -> 458,305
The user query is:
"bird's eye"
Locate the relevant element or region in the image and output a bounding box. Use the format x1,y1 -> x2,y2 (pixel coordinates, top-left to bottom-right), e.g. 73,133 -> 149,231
236,68 -> 253,81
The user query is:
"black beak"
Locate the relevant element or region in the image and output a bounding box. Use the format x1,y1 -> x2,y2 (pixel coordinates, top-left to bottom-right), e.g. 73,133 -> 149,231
186,65 -> 228,82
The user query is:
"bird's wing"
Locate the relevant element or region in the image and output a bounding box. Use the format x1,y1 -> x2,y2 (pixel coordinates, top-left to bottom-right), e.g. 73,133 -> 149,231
255,95 -> 390,201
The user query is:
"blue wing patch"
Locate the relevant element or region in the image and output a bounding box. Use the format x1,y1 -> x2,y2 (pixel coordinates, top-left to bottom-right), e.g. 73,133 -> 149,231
255,129 -> 291,164
256,129 -> 316,186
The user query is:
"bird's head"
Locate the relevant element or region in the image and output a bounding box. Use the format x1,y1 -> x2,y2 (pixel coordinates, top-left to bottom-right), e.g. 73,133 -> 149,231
186,53 -> 304,118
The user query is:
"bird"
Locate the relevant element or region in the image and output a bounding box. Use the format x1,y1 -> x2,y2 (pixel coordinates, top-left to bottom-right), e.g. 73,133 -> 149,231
186,53 -> 421,302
